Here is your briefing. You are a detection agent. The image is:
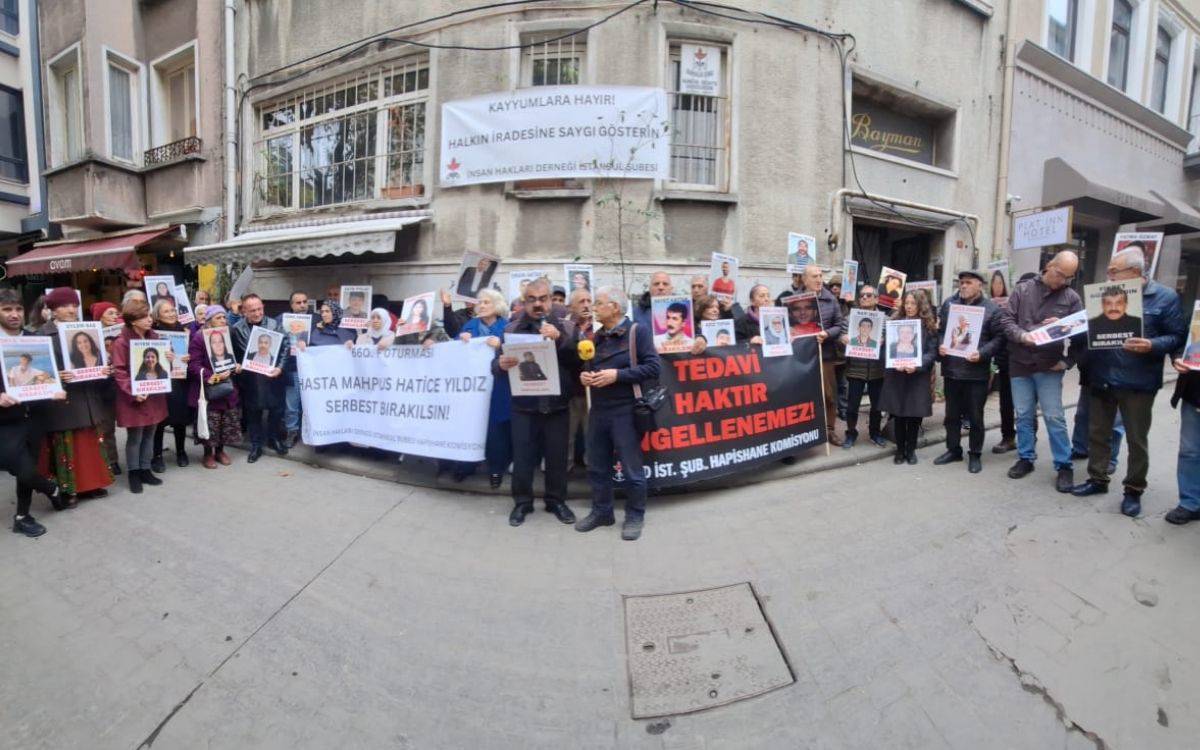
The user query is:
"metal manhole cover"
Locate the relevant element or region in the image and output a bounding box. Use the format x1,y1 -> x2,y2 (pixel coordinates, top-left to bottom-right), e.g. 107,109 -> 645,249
624,582 -> 794,718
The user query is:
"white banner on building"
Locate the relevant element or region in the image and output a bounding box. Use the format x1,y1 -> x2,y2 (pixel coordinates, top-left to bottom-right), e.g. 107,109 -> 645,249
679,44 -> 722,95
440,85 -> 670,187
297,343 -> 494,461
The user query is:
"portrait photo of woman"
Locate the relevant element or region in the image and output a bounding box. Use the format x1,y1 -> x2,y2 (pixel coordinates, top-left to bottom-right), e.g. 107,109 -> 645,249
207,330 -> 235,373
134,346 -> 169,381
68,330 -> 103,369
152,281 -> 175,307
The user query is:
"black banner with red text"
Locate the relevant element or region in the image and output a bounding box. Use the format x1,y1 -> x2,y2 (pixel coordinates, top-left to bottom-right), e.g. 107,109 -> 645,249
617,337 -> 827,488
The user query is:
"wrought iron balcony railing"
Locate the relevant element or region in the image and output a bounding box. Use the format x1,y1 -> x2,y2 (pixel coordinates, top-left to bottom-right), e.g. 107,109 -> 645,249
144,136 -> 202,167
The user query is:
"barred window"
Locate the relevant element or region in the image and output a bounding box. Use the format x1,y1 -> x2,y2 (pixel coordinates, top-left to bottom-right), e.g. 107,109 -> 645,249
520,31 -> 585,87
254,58 -> 429,214
667,42 -> 730,191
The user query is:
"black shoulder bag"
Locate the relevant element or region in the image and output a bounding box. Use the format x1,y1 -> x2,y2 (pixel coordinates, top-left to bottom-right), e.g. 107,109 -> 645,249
629,323 -> 667,436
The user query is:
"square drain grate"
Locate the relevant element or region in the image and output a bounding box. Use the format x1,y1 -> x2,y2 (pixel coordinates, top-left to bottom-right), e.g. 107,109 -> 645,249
624,582 -> 794,719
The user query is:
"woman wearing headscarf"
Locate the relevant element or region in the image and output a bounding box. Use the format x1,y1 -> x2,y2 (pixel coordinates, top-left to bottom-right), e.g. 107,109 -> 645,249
151,298 -> 193,471
112,298 -> 170,493
187,304 -> 242,469
305,299 -> 355,347
90,300 -> 123,475
35,287 -> 114,506
355,307 -> 396,348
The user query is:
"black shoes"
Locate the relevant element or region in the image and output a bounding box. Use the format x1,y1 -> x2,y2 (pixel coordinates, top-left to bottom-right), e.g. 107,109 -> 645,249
150,455 -> 166,474
285,430 -> 300,448
509,504 -> 532,527
905,452 -> 918,465
991,438 -> 1016,454
1120,493 -> 1141,518
248,446 -> 263,463
139,469 -> 163,487
933,450 -> 963,465
12,515 -> 46,537
893,451 -> 905,465
575,512 -> 616,532
968,454 -> 982,474
1070,480 -> 1108,497
77,489 -> 108,500
177,452 -> 189,468
1007,459 -> 1034,479
621,517 -> 644,541
842,434 -> 856,449
44,482 -> 65,511
489,474 -> 502,489
128,471 -> 143,494
1055,468 -> 1074,493
1165,506 -> 1200,525
869,435 -> 888,448
109,461 -> 122,476
547,502 -> 576,525
268,438 -> 288,456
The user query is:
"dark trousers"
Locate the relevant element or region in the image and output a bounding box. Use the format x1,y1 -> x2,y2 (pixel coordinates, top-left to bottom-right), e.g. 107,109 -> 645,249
944,378 -> 988,455
246,407 -> 283,449
995,364 -> 1015,440
835,364 -> 848,420
822,361 -> 839,435
586,406 -> 646,519
894,416 -> 922,457
511,409 -> 569,509
153,422 -> 187,459
1087,389 -> 1155,493
845,377 -> 883,439
0,422 -> 54,517
486,419 -> 514,477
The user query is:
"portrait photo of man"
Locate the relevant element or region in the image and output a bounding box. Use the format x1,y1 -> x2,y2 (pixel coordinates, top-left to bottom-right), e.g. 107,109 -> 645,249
1087,283 -> 1142,348
517,350 -> 548,382
653,300 -> 694,352
457,254 -> 498,298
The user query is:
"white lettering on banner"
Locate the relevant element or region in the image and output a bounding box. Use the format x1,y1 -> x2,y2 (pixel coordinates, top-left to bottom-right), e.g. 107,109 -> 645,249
440,85 -> 670,187
297,343 -> 494,461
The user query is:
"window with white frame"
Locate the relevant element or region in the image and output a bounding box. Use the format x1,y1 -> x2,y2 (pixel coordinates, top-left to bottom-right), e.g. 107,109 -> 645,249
254,57 -> 429,213
0,0 -> 17,35
0,85 -> 27,182
520,31 -> 585,86
666,42 -> 730,191
105,51 -> 142,163
1108,0 -> 1133,90
1151,23 -> 1172,113
1048,0 -> 1080,61
47,46 -> 82,166
151,44 -> 197,146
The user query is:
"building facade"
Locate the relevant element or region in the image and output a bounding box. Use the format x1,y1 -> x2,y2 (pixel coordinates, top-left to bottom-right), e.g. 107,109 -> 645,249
1001,0 -> 1200,309
184,0 -> 1008,308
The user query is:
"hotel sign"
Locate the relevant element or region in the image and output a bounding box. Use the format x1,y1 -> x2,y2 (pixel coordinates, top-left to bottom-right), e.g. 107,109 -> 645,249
850,99 -> 935,165
1012,206 -> 1073,251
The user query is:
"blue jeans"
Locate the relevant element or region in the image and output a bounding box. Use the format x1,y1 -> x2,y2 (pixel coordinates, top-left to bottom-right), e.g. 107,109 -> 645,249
587,406 -> 646,519
1179,403 -> 1200,512
284,370 -> 301,433
1011,371 -> 1072,470
1072,385 -> 1123,465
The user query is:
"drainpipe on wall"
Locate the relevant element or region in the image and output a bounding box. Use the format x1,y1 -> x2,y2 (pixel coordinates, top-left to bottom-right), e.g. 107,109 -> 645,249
991,0 -> 1018,264
223,0 -> 237,242
20,0 -> 50,236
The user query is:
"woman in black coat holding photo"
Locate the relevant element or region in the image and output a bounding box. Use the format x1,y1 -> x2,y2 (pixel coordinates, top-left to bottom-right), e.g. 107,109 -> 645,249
151,299 -> 193,471
880,290 -> 938,465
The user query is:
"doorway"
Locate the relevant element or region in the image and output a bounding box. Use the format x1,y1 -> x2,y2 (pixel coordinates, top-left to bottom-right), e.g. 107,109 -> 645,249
851,221 -> 942,293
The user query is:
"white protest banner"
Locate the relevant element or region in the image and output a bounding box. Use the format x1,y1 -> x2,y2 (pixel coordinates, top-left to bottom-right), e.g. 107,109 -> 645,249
297,343 -> 493,461
679,44 -> 722,95
1012,206 -> 1072,250
440,85 -> 670,187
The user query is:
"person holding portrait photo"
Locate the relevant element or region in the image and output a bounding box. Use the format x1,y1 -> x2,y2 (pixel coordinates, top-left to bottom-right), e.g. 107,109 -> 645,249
880,291 -> 938,465
111,299 -> 169,494
151,298 -> 193,471
231,294 -> 288,463
188,305 -> 242,470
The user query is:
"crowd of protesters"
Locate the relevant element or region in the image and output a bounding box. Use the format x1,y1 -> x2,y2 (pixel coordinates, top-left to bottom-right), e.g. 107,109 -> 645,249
4,244 -> 1199,543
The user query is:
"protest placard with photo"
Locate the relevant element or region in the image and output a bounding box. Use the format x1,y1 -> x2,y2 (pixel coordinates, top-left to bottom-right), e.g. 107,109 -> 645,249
0,336 -> 62,401
563,263 -> 594,294
1181,302 -> 1200,371
241,326 -> 284,375
701,319 -> 736,347
503,338 -> 560,397
841,259 -> 859,301
652,295 -> 694,353
130,339 -> 171,396
145,275 -> 178,308
102,324 -> 123,359
1085,279 -> 1143,349
845,309 -> 885,360
1028,309 -> 1088,345
339,285 -> 372,329
156,330 -> 189,379
877,267 -> 907,309
203,326 -> 236,374
885,319 -> 923,369
1113,231 -> 1164,279
987,260 -> 1010,305
708,253 -> 739,303
907,280 -> 938,306
781,293 -> 820,340
786,232 -> 817,273
172,284 -> 195,324
509,269 -> 549,301
396,292 -> 435,337
758,307 -> 791,357
57,321 -> 107,381
454,250 -> 500,301
941,304 -> 985,358
281,313 -> 312,355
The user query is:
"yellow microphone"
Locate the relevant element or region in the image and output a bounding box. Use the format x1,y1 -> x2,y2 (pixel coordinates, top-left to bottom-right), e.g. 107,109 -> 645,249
577,338 -> 595,409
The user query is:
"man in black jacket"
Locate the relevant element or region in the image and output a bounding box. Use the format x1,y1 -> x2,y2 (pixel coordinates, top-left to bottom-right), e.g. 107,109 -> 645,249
231,294 -> 289,463
495,278 -> 578,527
934,270 -> 1002,473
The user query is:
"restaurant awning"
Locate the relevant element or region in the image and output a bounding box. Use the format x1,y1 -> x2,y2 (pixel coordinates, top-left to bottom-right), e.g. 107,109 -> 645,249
1041,157 -> 1166,224
5,225 -> 183,277
1140,190 -> 1200,235
184,213 -> 431,266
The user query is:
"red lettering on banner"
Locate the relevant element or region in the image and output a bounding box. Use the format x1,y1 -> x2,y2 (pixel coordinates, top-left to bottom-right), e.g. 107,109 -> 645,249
644,400 -> 816,451
673,352 -> 762,383
673,382 -> 769,415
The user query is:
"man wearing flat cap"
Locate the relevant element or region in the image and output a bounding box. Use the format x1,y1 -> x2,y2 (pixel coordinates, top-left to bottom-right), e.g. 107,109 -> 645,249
933,269 -> 1002,474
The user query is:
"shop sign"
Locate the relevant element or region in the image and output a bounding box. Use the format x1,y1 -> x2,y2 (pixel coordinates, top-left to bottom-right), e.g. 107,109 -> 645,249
850,98 -> 935,165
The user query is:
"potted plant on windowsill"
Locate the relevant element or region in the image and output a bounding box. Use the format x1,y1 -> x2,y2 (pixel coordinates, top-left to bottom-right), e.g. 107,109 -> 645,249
381,184 -> 425,199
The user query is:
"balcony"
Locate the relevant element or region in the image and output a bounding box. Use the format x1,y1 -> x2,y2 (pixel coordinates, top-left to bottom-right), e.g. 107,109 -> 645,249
144,136 -> 202,168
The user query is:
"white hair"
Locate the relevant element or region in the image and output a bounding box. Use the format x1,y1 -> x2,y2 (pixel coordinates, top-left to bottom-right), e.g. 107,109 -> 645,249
122,289 -> 147,305
151,298 -> 176,321
568,287 -> 591,305
594,285 -> 627,310
476,287 -> 509,319
1113,247 -> 1146,275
